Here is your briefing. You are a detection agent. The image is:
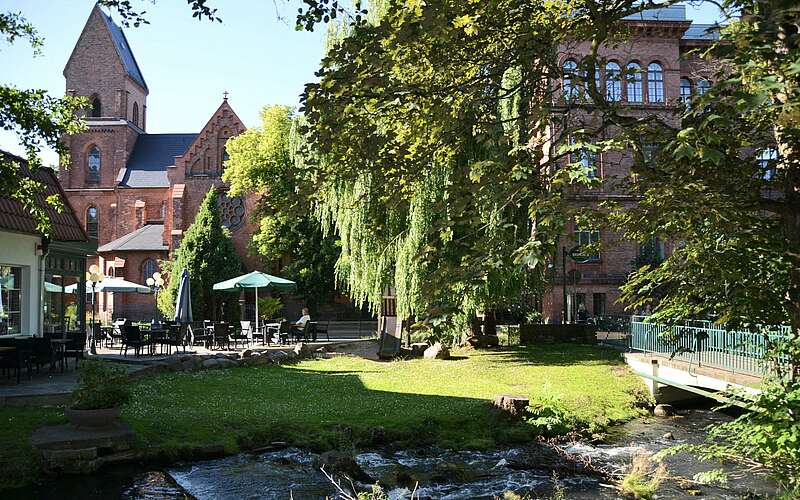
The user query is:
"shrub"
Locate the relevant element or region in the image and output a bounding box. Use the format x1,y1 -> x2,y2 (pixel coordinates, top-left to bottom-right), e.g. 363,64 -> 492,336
71,360 -> 130,410
257,296 -> 283,320
525,394 -> 578,437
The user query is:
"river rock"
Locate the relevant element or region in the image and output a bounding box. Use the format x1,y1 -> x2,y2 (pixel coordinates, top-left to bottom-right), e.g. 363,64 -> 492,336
202,358 -> 237,370
424,342 -> 450,360
293,342 -> 313,358
654,404 -> 675,417
662,432 -> 675,440
313,450 -> 373,483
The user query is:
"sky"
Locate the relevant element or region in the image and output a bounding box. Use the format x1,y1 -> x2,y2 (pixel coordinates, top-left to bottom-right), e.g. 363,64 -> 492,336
1,1 -> 723,166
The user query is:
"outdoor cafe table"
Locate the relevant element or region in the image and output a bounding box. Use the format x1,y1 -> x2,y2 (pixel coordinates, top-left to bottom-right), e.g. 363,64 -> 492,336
142,328 -> 167,355
50,338 -> 71,372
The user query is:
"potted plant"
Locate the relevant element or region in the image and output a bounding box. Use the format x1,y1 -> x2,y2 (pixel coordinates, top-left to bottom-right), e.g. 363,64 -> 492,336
66,360 -> 130,429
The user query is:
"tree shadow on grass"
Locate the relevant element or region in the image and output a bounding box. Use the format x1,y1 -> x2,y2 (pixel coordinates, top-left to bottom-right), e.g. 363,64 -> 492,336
471,343 -> 626,367
126,362 -> 532,456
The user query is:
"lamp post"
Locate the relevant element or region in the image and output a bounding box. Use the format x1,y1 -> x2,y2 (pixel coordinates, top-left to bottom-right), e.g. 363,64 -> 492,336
146,272 -> 164,324
86,264 -> 104,354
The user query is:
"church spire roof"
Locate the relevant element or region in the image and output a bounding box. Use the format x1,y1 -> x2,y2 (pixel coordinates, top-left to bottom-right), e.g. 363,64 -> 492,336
96,6 -> 148,91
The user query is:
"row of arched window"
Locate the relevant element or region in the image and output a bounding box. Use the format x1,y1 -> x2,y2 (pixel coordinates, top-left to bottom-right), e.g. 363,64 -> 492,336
87,95 -> 141,127
562,59 -> 710,105
679,78 -> 711,104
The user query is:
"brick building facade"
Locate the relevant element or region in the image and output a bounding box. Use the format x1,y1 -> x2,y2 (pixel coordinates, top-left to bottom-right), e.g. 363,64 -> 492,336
59,5 -> 256,321
542,6 -> 717,323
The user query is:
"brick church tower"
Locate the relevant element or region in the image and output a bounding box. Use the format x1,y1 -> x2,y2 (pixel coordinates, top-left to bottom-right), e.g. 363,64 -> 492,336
59,4 -> 253,321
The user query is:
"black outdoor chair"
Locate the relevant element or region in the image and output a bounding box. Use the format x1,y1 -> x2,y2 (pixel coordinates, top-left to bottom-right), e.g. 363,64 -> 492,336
158,324 -> 181,355
230,323 -> 250,349
241,321 -> 260,345
0,338 -> 32,383
64,331 -> 87,368
109,319 -> 127,348
195,320 -> 214,347
309,321 -> 330,342
31,336 -> 58,373
120,324 -> 147,357
213,322 -> 232,350
267,320 -> 290,345
292,321 -> 310,343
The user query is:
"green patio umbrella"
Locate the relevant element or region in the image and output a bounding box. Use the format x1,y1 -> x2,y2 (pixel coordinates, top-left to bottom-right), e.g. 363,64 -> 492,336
212,271 -> 296,333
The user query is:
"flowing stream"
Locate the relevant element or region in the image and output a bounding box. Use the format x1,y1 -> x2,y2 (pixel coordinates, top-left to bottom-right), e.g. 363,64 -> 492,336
16,409 -> 778,499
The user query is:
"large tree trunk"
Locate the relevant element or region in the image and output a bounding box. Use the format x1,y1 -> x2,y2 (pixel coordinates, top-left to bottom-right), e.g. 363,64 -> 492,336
775,124 -> 800,384
469,314 -> 482,338
482,309 -> 497,337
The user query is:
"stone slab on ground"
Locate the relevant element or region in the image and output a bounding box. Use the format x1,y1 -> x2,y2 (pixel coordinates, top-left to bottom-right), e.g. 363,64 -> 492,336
492,394 -> 530,418
0,372 -> 77,407
31,421 -> 137,474
31,421 -> 135,452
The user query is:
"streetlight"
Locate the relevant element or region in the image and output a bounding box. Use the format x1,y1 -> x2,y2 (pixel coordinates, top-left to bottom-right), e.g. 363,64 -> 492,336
146,271 -> 165,325
86,264 -> 104,354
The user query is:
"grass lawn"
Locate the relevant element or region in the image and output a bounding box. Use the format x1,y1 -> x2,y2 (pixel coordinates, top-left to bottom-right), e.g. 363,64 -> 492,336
0,406 -> 66,489
0,343 -> 649,490
124,344 -> 650,456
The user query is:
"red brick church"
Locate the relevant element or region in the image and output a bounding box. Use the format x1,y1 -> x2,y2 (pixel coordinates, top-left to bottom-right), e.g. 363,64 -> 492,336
59,5 -> 258,321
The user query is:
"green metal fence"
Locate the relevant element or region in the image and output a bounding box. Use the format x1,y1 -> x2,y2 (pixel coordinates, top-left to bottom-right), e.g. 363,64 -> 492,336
629,315 -> 792,376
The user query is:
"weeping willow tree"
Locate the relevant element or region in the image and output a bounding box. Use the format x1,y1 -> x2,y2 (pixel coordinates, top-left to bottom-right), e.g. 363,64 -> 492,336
298,0 -> 589,336
228,0 -> 685,340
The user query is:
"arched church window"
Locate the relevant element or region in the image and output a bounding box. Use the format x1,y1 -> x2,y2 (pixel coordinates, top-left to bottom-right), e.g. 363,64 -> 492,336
132,102 -> 139,126
87,146 -> 101,183
86,206 -> 98,239
142,259 -> 157,283
90,96 -> 102,117
217,192 -> 245,230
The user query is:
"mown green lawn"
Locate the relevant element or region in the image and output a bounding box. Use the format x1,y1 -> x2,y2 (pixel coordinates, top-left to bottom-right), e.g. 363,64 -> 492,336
0,343 -> 650,490
124,344 -> 650,454
0,406 -> 65,489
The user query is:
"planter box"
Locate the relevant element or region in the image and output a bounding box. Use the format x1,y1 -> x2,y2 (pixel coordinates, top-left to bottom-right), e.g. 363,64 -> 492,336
65,406 -> 121,429
519,324 -> 597,344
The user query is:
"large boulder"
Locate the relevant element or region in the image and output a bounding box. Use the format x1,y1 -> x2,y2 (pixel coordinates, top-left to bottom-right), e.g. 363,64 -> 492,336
423,342 -> 450,360
293,342 -> 314,359
201,358 -> 238,370
313,450 -> 373,483
654,404 -> 676,417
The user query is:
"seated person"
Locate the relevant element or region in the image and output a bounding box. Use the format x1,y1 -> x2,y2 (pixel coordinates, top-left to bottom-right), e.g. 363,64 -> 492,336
289,308 -> 311,340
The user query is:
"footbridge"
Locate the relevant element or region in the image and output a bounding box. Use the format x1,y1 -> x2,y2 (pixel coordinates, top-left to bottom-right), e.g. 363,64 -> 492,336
623,316 -> 791,404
